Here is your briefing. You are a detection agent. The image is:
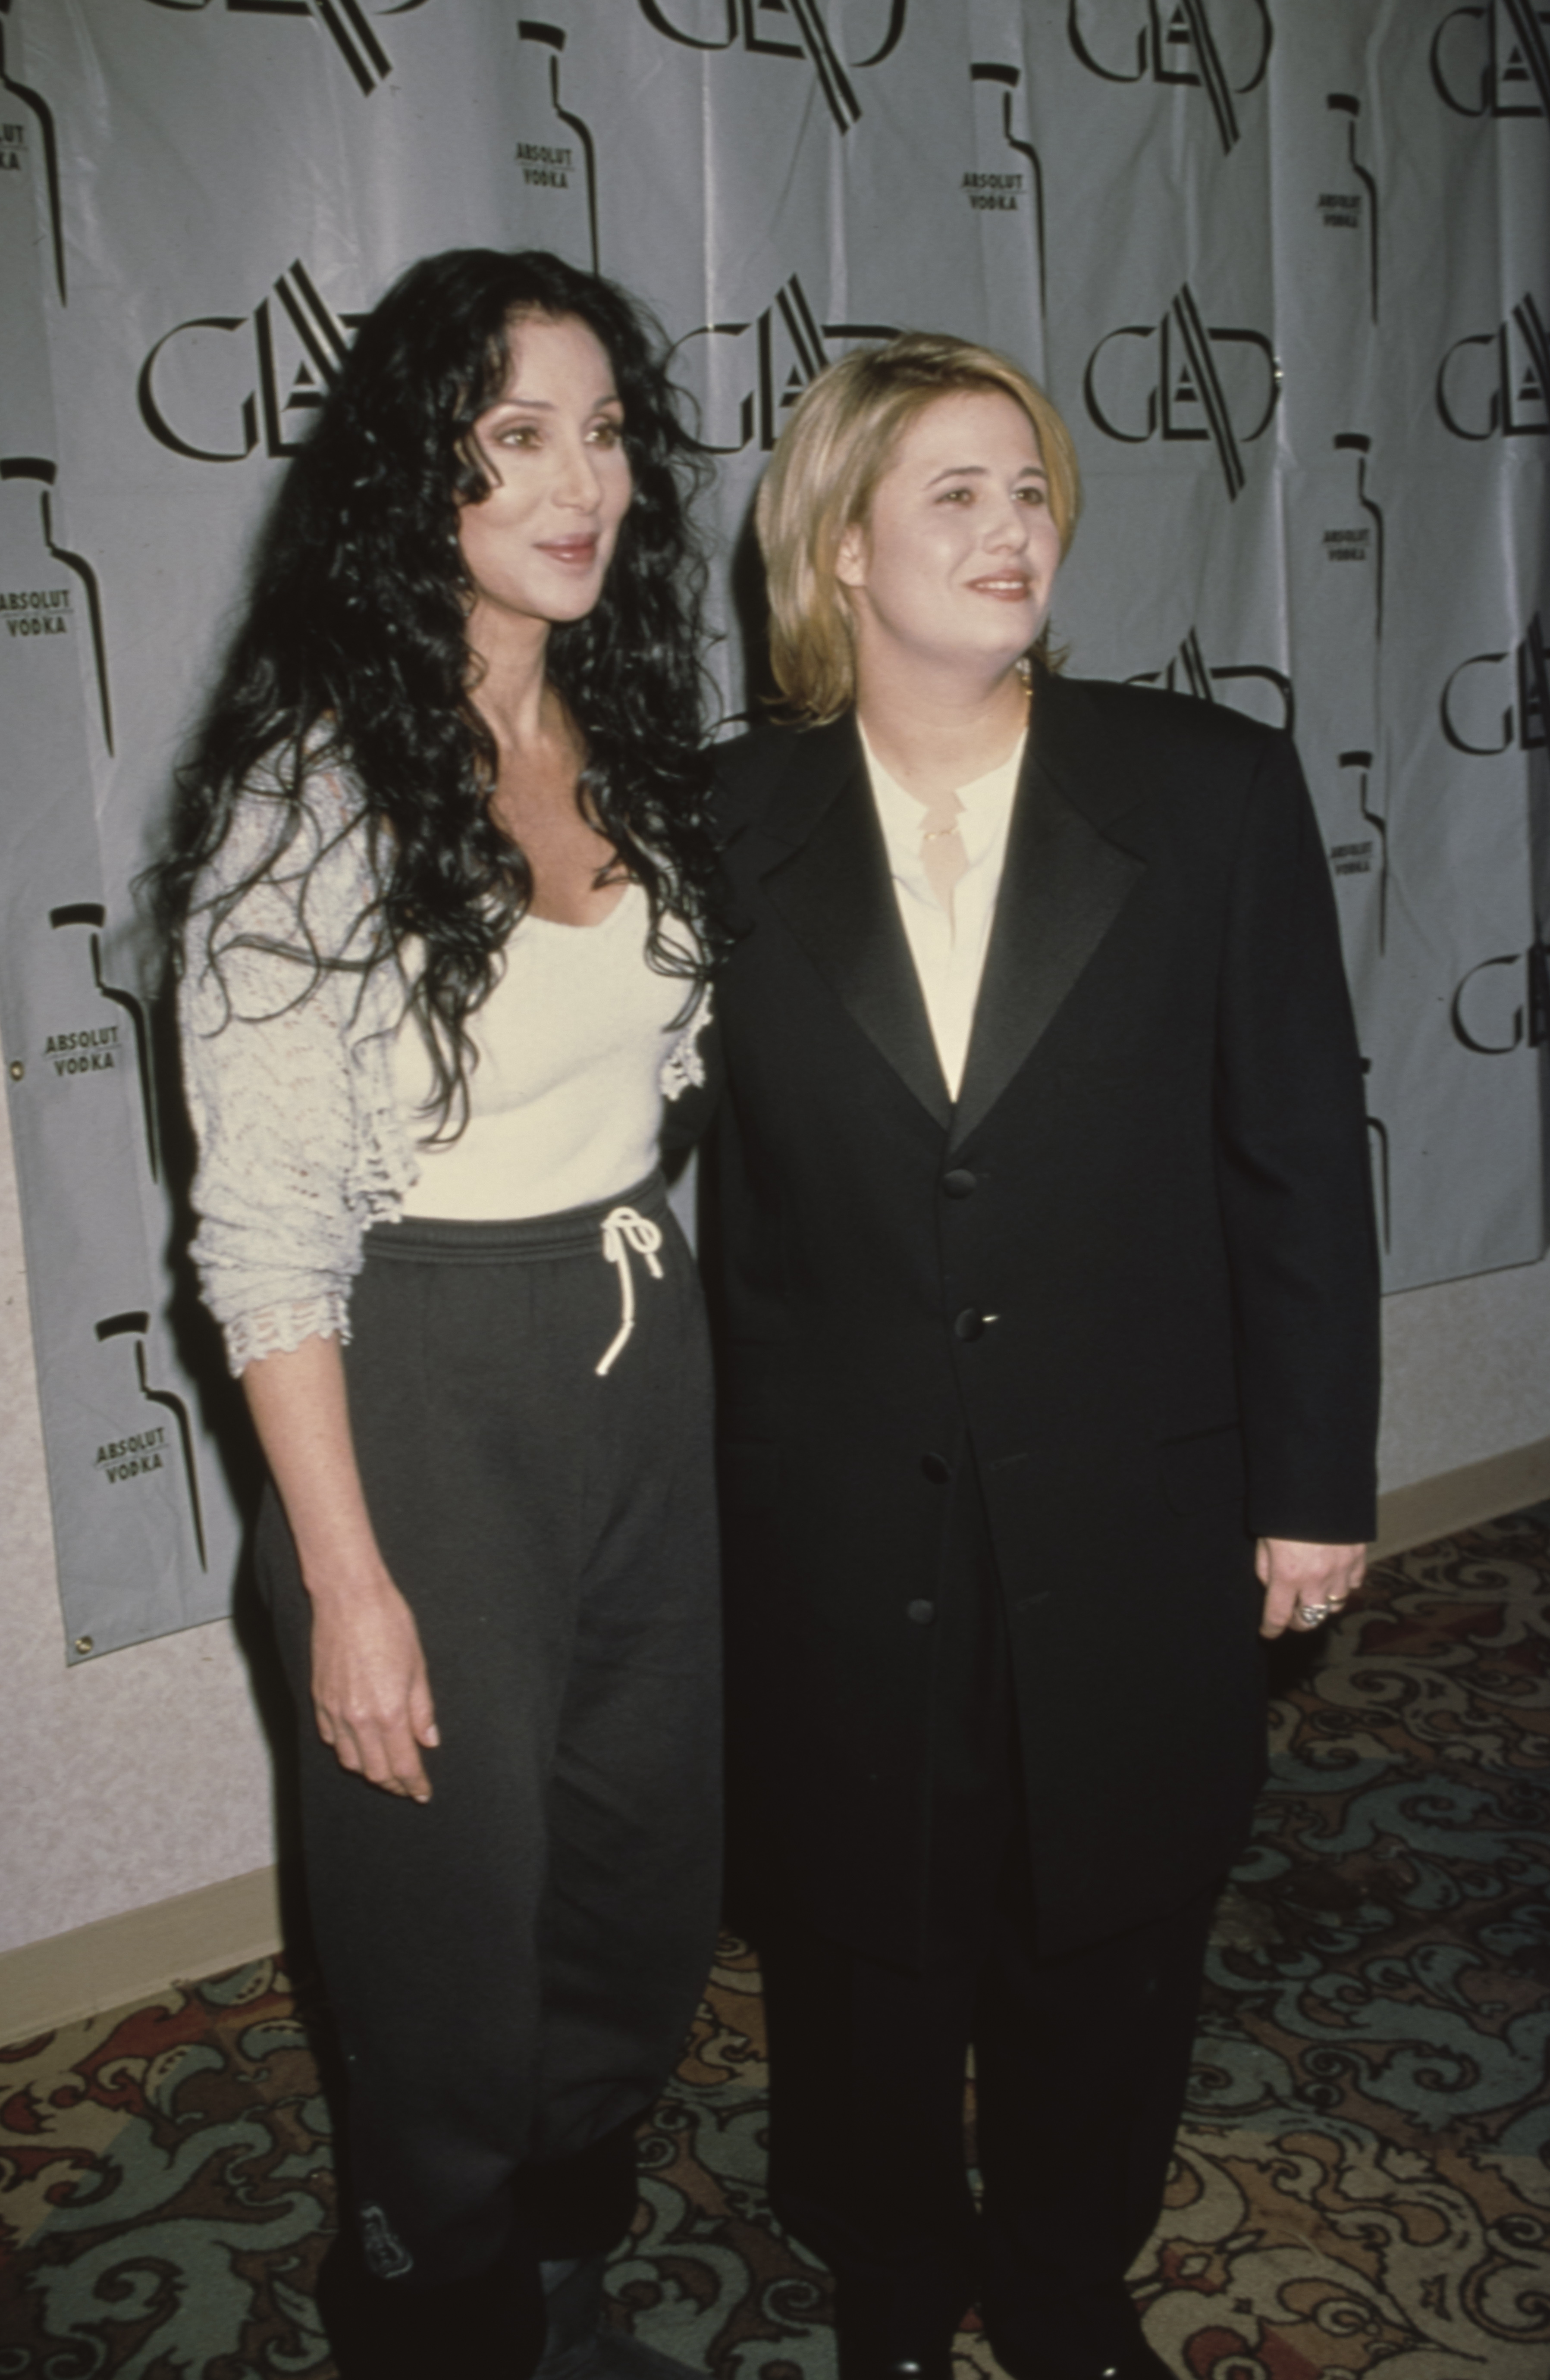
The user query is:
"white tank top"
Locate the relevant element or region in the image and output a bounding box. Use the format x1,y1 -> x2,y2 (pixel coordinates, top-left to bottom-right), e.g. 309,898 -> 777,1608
391,882 -> 696,1221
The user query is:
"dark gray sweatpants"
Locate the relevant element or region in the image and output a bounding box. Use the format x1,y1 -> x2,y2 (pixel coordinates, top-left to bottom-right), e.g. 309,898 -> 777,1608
257,1172 -> 722,2288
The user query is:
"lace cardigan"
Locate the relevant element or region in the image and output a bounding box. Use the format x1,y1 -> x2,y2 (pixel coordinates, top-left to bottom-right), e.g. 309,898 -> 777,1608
180,763 -> 711,1376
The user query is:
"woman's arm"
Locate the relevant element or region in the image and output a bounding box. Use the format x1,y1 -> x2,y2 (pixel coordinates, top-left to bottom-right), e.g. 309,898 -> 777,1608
244,1332 -> 439,1801
181,773 -> 433,1791
1211,732 -> 1381,1546
1209,731 -> 1379,1640
181,773 -> 418,1372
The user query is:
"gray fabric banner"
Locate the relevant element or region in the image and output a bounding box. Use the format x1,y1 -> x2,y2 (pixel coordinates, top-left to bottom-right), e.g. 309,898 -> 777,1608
0,0 -> 1545,1658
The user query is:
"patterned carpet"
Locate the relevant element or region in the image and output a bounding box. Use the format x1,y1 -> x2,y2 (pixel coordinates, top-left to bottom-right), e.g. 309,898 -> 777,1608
3,1510 -> 1547,2379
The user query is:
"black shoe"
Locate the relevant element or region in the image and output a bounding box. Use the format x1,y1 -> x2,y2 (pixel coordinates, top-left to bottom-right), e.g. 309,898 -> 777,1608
533,2253 -> 705,2380
317,2227 -> 546,2378
993,2325 -> 1177,2380
1071,2350 -> 1174,2380
832,2274 -> 962,2380
836,2349 -> 956,2380
863,2364 -> 954,2380
1076,2352 -> 1174,2380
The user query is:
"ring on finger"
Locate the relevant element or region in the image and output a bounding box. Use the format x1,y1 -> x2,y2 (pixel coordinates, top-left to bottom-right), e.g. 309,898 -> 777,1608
1298,1600 -> 1330,1625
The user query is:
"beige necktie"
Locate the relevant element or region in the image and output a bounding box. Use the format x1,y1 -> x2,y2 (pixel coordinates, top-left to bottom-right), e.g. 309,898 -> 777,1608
913,788 -> 968,927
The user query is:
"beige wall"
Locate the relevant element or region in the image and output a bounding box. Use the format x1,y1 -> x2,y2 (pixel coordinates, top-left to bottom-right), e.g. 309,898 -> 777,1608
3,1076 -> 1548,1977
1378,1257 -> 1550,1488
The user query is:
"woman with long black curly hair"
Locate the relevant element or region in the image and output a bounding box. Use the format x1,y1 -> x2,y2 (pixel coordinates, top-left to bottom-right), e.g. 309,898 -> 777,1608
155,250 -> 724,2380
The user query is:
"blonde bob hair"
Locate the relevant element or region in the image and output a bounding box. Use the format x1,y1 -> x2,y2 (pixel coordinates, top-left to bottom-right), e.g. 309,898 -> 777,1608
755,332 -> 1082,725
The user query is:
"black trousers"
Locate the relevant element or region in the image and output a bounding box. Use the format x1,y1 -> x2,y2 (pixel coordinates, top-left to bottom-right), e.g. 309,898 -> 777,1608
753,1451 -> 1216,2372
259,1175 -> 722,2290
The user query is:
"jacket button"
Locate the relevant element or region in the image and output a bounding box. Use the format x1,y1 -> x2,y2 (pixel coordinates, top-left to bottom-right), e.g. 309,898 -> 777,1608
921,1452 -> 952,1484
942,1168 -> 978,1198
906,1599 -> 937,1626
954,1308 -> 985,1341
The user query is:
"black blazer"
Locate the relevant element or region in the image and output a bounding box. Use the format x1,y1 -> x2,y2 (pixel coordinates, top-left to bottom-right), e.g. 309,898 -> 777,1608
705,671 -> 1380,1964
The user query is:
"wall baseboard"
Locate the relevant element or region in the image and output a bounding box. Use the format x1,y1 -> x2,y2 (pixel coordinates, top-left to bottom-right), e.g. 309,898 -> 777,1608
0,1865 -> 282,2046
4,1439 -> 1548,2047
1373,1434 -> 1550,1560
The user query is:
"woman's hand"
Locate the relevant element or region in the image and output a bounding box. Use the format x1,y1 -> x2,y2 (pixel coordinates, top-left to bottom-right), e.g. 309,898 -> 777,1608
1256,1535 -> 1366,1639
242,1332 -> 441,1800
308,1569 -> 439,1801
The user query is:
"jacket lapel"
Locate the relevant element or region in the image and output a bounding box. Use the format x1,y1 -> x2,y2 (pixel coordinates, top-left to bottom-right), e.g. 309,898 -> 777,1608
755,717 -> 953,1129
951,675 -> 1147,1150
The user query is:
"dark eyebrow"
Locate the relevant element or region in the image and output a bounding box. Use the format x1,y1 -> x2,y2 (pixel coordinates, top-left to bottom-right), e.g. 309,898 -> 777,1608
485,389 -> 623,416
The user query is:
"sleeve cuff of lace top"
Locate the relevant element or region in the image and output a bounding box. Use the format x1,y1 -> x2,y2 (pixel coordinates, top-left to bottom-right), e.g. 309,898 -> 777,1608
661,991 -> 713,1101
222,1290 -> 353,1378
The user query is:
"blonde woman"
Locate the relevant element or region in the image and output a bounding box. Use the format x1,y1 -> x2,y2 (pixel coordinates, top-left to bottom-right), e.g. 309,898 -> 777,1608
706,335 -> 1377,2380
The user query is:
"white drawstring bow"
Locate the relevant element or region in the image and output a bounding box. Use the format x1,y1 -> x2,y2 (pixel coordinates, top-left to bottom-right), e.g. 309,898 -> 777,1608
594,1206 -> 665,1375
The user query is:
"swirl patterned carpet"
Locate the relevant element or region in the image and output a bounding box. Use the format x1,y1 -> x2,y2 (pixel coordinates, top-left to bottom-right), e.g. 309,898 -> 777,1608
3,1510 -> 1547,2380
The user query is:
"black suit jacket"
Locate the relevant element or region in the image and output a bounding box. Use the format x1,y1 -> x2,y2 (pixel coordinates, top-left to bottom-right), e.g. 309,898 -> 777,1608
705,671 -> 1380,1964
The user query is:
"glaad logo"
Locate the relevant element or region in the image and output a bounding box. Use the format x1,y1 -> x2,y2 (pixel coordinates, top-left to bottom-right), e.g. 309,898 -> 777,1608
635,0 -> 907,135
1128,628 -> 1293,733
138,261 -> 364,464
671,274 -> 897,454
1437,295 -> 1549,436
48,905 -> 159,1181
91,1312 -> 207,1573
1067,0 -> 1272,155
1440,612 -> 1548,753
0,20 -> 65,300
142,0 -> 431,99
1450,939 -> 1550,1054
1431,2 -> 1550,120
1082,285 -> 1279,499
0,458 -> 113,750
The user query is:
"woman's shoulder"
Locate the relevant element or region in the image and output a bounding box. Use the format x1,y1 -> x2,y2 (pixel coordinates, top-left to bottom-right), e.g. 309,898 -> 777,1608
707,719 -> 797,836
708,713 -> 859,839
1038,670 -> 1312,871
202,734 -> 373,892
710,717 -> 801,781
189,736 -> 385,981
1049,669 -> 1291,774
1054,667 -> 1279,739
248,726 -> 369,835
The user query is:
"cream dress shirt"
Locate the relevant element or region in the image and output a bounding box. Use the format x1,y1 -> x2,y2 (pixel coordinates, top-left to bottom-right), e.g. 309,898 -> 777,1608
859,720 -> 1026,1101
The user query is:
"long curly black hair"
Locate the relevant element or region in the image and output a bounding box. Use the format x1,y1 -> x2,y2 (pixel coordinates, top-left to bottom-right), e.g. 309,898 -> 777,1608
152,247 -> 721,1134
